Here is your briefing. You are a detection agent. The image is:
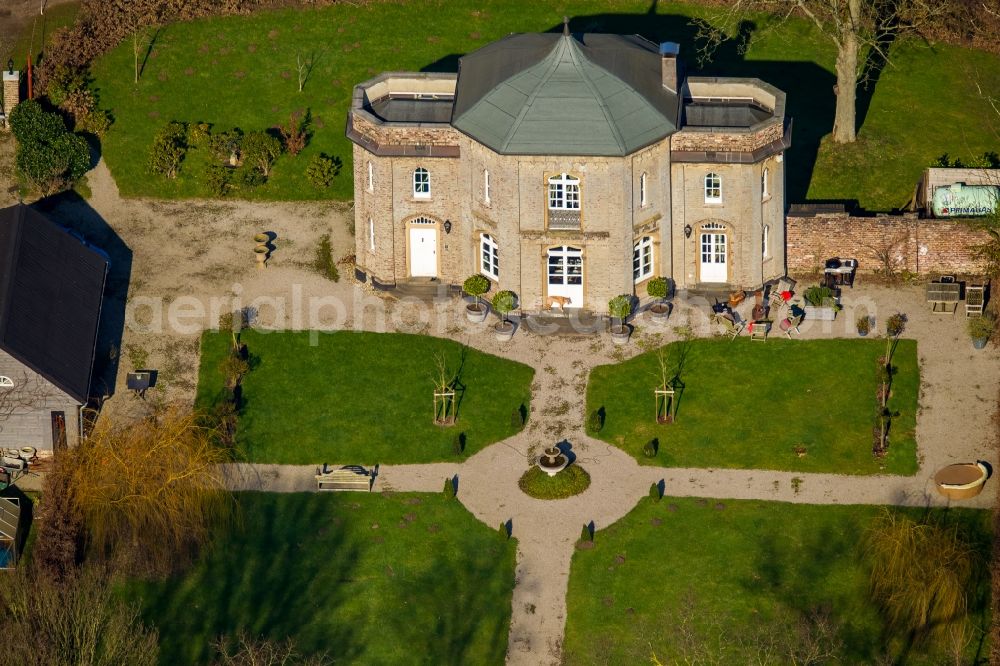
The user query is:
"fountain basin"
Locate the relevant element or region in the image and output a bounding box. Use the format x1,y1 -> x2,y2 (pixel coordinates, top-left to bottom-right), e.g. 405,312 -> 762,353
537,447 -> 568,476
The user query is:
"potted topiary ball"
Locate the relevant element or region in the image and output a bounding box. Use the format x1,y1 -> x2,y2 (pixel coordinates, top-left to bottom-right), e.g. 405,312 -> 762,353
968,313 -> 995,350
492,290 -> 517,342
463,274 -> 490,323
646,277 -> 671,324
608,295 -> 632,345
856,314 -> 872,337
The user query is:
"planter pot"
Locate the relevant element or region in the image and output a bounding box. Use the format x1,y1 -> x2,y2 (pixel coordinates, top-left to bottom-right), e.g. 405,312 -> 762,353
494,321 -> 515,342
253,233 -> 269,244
803,304 -> 837,321
648,303 -> 670,324
466,303 -> 489,323
253,245 -> 269,267
973,337 -> 988,350
857,330 -> 869,337
610,326 -> 631,345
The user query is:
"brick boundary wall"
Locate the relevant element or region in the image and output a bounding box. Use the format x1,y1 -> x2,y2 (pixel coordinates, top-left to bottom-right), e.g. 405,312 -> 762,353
786,212 -> 992,276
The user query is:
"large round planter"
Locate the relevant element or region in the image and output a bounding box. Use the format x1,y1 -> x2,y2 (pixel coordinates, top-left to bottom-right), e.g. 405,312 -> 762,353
466,303 -> 489,323
648,304 -> 669,325
253,233 -> 269,244
857,330 -> 868,337
610,326 -> 630,345
973,337 -> 988,350
495,322 -> 515,342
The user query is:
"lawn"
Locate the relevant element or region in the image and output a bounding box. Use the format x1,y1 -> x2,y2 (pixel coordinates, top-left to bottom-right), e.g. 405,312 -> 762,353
5,2 -> 81,66
586,338 -> 919,474
196,330 -> 533,463
121,492 -> 516,665
563,497 -> 991,665
86,1 -> 1000,209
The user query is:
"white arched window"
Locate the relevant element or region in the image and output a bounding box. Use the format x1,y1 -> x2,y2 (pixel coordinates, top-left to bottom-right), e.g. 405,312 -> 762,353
704,172 -> 722,204
413,167 -> 430,198
369,217 -> 375,252
633,236 -> 654,283
484,169 -> 491,204
639,172 -> 648,207
0,376 -> 13,388
762,224 -> 770,258
367,161 -> 374,192
480,233 -> 499,279
547,173 -> 580,210
761,167 -> 769,200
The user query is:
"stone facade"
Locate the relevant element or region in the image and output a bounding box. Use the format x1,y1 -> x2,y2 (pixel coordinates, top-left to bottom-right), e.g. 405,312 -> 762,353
786,212 -> 991,276
349,52 -> 791,312
0,350 -> 82,453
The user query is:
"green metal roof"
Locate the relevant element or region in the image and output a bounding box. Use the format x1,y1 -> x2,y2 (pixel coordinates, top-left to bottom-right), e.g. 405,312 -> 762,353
452,33 -> 678,156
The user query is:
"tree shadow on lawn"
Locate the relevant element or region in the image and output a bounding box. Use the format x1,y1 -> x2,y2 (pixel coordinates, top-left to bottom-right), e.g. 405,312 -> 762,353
422,11 -> 835,204
132,493 -> 364,664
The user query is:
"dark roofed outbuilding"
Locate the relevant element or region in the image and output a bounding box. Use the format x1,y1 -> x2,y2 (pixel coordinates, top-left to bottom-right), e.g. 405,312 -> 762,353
0,204 -> 108,404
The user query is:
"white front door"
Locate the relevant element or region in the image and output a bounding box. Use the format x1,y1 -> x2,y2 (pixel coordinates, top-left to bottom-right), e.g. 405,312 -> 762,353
547,246 -> 584,308
699,230 -> 728,283
409,226 -> 437,277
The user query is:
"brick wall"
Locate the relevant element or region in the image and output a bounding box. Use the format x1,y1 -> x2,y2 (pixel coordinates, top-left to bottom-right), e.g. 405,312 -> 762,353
786,212 -> 991,276
1,72 -> 20,130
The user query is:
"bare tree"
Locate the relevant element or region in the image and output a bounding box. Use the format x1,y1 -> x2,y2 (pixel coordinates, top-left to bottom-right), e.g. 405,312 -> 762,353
0,371 -> 60,421
693,0 -> 950,143
214,631 -> 330,666
0,566 -> 159,666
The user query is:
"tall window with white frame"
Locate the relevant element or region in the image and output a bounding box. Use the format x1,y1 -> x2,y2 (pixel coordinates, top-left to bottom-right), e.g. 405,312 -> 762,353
480,233 -> 499,280
633,235 -> 654,283
762,224 -> 769,259
484,169 -> 491,205
548,173 -> 580,210
761,167 -> 769,200
704,172 -> 722,204
413,167 -> 430,198
639,172 -> 647,207
367,161 -> 374,192
369,217 -> 375,253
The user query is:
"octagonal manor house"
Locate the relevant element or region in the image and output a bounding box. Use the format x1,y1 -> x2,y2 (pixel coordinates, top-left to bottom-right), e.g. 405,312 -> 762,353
347,27 -> 792,312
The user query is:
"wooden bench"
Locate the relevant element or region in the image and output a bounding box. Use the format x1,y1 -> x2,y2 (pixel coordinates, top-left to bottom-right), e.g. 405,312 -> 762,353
315,465 -> 372,492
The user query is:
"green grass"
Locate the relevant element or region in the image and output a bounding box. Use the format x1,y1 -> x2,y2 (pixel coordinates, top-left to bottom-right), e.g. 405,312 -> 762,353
518,464 -> 591,500
563,497 -> 991,665
121,492 -> 516,665
196,330 -> 533,464
586,338 -> 918,474
86,2 -> 1000,209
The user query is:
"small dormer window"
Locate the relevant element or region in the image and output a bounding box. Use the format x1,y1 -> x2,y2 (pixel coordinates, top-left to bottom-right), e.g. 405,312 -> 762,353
548,173 -> 580,210
704,172 -> 722,204
413,167 -> 430,198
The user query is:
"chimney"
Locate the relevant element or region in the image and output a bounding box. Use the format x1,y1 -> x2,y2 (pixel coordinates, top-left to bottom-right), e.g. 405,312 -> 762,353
659,42 -> 681,93
1,66 -> 20,130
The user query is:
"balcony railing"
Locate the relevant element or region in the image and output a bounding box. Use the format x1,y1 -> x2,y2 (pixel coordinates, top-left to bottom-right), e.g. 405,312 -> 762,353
548,209 -> 581,230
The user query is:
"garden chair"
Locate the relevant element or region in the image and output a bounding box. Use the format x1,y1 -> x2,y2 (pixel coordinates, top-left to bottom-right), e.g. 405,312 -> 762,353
716,313 -> 744,341
966,284 -> 985,317
749,320 -> 769,342
769,277 -> 796,309
779,314 -> 802,338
